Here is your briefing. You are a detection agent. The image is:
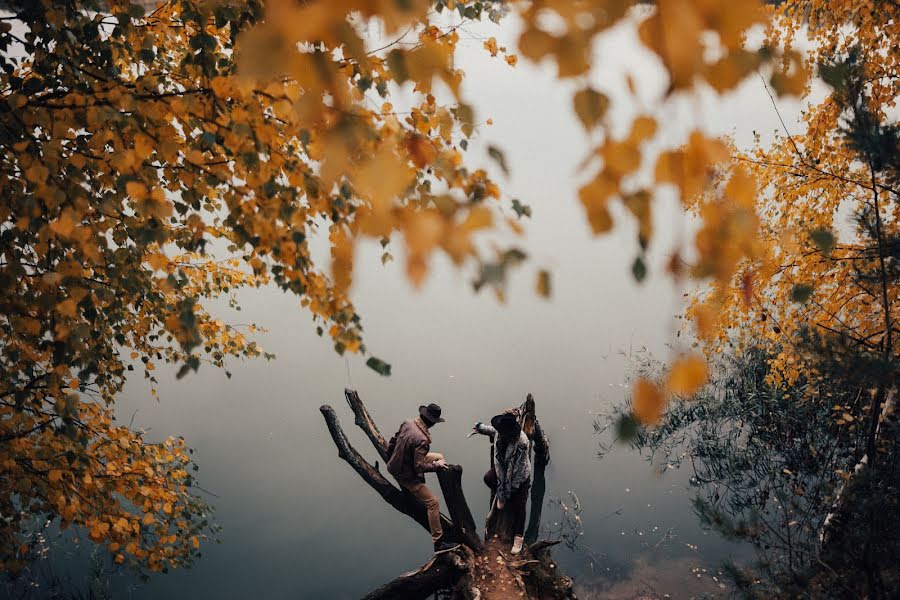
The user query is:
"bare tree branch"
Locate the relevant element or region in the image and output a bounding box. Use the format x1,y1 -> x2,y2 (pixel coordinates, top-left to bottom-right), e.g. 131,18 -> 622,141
344,388 -> 389,462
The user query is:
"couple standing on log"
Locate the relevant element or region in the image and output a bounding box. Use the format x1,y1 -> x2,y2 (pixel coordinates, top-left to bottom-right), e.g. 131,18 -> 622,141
386,403 -> 532,556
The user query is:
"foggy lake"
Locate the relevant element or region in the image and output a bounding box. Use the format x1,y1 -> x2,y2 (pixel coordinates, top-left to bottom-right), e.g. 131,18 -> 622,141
42,12 -> 817,600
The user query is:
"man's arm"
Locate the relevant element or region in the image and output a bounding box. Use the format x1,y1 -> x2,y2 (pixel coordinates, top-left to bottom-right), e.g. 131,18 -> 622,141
413,443 -> 441,474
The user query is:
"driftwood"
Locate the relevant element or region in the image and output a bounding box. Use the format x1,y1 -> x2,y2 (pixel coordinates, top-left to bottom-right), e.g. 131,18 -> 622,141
361,550 -> 472,600
320,389 -> 576,599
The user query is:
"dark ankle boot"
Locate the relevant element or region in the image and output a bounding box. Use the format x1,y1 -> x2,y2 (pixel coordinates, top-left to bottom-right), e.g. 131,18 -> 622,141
433,538 -> 460,554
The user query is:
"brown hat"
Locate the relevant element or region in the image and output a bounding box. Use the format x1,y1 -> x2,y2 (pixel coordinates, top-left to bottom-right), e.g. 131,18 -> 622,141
419,403 -> 445,423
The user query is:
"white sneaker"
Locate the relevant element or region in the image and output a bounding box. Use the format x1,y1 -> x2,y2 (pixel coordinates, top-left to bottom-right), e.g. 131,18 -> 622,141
511,536 -> 524,555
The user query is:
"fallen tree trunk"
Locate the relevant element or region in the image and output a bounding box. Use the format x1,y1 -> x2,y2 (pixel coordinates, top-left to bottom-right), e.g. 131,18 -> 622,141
361,550 -> 473,600
320,390 -> 576,599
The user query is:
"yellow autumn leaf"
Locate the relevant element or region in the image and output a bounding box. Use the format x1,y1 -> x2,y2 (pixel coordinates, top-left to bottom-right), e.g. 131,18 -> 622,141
330,227 -> 354,293
632,379 -> 666,425
666,354 -> 709,397
125,181 -> 149,200
627,116 -> 657,145
637,0 -> 704,89
536,270 -> 551,298
461,206 -> 493,232
483,37 -> 499,57
353,144 -> 416,208
655,132 -> 728,203
57,298 -> 78,318
518,28 -> 556,61
49,209 -> 77,237
579,173 -> 617,234
147,252 -> 169,272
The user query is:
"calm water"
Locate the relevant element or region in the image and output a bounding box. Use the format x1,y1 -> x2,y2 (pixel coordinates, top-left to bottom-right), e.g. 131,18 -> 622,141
39,14 -> 819,600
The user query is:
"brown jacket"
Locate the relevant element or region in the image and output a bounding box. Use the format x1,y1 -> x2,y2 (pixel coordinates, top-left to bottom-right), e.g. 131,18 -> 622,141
386,417 -> 439,485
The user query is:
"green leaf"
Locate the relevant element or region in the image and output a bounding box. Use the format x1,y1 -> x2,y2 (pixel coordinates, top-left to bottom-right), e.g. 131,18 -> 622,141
616,414 -> 639,443
511,199 -> 532,219
791,283 -> 813,303
809,228 -> 835,255
573,87 -> 610,130
632,256 -> 647,283
176,364 -> 192,379
366,356 -> 392,376
818,61 -> 850,93
127,3 -> 146,18
453,103 -> 475,138
487,145 -> 509,175
386,50 -> 408,82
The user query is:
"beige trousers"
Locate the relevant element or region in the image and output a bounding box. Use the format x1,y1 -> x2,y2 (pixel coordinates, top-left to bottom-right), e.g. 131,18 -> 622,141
403,452 -> 444,543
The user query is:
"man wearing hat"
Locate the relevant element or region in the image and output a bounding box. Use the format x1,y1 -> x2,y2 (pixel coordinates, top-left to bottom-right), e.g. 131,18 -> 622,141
386,403 -> 459,553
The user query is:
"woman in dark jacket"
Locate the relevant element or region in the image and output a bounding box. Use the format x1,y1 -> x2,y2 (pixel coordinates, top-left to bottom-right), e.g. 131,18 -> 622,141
474,412 -> 531,554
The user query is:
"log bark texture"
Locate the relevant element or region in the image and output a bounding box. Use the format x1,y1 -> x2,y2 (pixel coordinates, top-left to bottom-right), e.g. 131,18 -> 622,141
437,465 -> 484,552
344,388 -> 390,462
361,550 -> 472,600
525,395 -> 550,545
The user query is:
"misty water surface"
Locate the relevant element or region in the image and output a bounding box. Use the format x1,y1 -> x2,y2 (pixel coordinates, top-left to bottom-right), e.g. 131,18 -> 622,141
49,13 -> 819,600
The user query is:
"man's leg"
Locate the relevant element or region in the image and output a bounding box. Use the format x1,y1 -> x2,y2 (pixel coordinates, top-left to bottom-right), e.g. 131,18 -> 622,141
404,482 -> 443,544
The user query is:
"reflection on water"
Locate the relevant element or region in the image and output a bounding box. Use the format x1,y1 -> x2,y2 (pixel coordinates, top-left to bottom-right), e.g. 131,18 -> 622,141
575,555 -> 730,599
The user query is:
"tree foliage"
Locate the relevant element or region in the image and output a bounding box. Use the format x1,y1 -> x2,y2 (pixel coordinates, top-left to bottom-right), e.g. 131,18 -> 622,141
686,0 -> 898,382
617,3 -> 899,594
606,345 -> 900,598
0,0 -> 826,576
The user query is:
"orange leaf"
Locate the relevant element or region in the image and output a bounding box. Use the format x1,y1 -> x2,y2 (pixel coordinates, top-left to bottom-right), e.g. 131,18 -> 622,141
536,270 -> 551,298
632,379 -> 665,425
666,354 -> 708,397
